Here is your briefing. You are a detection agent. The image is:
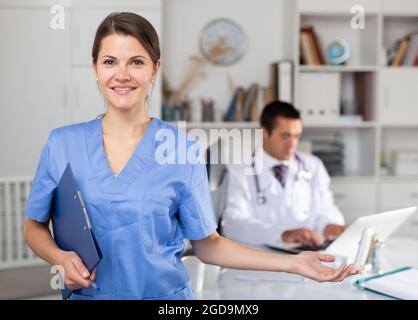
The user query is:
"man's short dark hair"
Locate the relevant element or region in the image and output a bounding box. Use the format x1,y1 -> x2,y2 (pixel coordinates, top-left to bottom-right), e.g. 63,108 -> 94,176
260,101 -> 301,134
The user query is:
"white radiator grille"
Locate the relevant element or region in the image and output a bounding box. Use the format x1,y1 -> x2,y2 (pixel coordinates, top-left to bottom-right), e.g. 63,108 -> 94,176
0,177 -> 44,270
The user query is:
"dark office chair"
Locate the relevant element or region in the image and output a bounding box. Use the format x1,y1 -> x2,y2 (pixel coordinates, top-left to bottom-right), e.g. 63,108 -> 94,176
205,138 -> 228,234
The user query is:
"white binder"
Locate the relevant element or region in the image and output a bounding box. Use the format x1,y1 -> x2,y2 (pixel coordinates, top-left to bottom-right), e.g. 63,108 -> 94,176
277,60 -> 293,104
354,267 -> 418,300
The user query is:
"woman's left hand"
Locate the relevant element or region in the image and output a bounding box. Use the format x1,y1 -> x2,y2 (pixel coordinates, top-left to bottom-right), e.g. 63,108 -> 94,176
290,251 -> 362,282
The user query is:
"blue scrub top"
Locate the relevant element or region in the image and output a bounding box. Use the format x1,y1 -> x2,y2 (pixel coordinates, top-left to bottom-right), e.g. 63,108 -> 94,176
25,117 -> 218,300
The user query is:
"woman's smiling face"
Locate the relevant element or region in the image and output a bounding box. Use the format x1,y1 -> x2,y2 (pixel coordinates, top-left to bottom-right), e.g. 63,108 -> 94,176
94,33 -> 160,111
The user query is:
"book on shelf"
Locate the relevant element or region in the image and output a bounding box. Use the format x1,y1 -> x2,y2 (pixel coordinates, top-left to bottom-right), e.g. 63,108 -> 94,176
223,87 -> 239,121
251,87 -> 260,122
391,39 -> 410,66
300,26 -> 324,65
402,32 -> 418,66
304,26 -> 325,65
300,31 -> 317,65
262,86 -> 274,106
235,87 -> 246,121
241,83 -> 259,122
223,85 -> 260,122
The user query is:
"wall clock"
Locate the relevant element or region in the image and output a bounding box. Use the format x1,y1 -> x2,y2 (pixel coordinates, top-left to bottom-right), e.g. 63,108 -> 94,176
199,18 -> 247,65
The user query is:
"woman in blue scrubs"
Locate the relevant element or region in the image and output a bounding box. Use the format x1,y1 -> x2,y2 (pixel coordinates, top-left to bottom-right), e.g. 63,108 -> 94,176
23,12 -> 360,300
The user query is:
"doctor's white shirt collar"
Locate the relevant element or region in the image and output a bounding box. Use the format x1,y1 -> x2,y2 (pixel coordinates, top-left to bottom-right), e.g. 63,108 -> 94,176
262,147 -> 291,170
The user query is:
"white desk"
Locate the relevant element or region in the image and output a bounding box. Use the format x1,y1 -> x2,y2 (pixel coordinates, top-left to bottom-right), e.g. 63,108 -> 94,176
198,237 -> 418,300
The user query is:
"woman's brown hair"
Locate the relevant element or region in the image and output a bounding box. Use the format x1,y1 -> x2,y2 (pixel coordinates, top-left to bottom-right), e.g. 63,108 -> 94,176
92,12 -> 160,67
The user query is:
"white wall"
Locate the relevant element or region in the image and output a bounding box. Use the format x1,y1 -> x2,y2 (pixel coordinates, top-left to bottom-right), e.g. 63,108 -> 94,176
0,0 -> 294,176
162,0 -> 293,121
0,0 -> 163,176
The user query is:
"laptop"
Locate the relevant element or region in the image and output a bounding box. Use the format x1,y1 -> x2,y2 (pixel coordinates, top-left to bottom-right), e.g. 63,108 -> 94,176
268,207 -> 417,264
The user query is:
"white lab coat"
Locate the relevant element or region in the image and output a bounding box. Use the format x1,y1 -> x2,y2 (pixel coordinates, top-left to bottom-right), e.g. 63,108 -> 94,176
221,147 -> 344,245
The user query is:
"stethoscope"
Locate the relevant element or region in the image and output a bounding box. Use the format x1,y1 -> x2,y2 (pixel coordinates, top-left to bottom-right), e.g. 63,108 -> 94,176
252,153 -> 312,205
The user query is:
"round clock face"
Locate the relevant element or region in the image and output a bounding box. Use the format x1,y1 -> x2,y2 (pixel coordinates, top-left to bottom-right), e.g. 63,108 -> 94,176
199,18 -> 247,65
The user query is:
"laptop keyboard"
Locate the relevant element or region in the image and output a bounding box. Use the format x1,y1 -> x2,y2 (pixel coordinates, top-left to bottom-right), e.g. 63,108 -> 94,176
293,240 -> 334,252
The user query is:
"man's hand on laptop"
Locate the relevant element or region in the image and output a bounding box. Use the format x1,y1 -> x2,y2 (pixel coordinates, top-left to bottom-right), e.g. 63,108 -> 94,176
282,228 -> 323,246
323,224 -> 346,241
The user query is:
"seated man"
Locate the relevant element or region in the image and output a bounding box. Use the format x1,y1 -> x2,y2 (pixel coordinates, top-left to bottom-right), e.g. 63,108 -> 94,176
221,101 -> 345,247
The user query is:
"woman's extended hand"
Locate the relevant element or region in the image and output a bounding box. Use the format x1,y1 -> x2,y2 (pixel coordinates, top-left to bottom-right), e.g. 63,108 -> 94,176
290,251 -> 361,282
60,251 -> 96,291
